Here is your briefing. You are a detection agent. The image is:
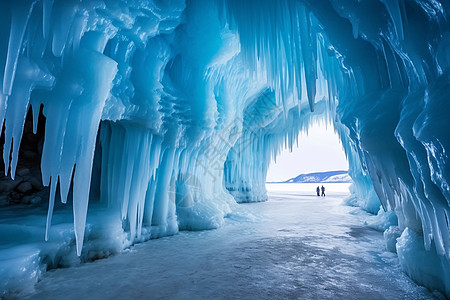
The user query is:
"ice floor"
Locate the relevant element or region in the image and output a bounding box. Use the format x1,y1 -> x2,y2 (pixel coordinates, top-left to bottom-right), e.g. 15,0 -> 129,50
22,183 -> 440,299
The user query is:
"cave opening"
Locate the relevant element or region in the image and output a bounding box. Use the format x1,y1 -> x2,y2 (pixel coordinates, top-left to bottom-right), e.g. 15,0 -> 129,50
266,122 -> 349,183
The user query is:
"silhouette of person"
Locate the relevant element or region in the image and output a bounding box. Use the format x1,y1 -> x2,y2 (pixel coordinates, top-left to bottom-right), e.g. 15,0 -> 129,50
321,185 -> 325,197
316,186 -> 320,196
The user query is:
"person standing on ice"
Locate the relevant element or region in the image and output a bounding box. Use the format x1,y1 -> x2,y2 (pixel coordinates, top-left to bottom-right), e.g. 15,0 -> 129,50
321,185 -> 325,197
316,186 -> 320,196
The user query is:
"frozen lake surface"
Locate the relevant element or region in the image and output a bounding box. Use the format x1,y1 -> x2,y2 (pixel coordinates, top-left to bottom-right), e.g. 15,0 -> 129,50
25,183 -> 439,299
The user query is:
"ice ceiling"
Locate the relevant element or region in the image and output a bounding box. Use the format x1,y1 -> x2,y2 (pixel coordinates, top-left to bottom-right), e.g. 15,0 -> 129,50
0,0 -> 449,295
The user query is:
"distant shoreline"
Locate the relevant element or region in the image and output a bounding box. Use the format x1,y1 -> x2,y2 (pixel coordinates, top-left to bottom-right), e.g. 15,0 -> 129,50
265,181 -> 351,183
267,170 -> 351,184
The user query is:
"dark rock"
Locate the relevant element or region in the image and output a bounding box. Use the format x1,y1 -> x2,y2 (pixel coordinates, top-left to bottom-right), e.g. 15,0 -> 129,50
0,178 -> 22,193
22,150 -> 38,160
16,167 -> 31,177
29,177 -> 44,190
22,195 -> 42,205
17,181 -> 33,194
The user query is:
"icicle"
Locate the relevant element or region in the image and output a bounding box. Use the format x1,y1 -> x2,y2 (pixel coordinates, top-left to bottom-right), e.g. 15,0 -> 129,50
3,0 -> 36,96
3,57 -> 54,178
153,147 -> 176,229
59,163 -> 74,204
298,5 -> 317,112
42,0 -> 53,39
51,0 -> 78,57
45,178 -> 57,241
0,93 -> 7,136
72,161 -> 91,256
30,103 -> 39,134
381,0 -> 404,40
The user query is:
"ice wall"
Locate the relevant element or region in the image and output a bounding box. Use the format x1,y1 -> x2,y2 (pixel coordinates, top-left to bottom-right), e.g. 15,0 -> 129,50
0,0 -> 449,296
220,0 -> 450,294
0,0 -> 273,257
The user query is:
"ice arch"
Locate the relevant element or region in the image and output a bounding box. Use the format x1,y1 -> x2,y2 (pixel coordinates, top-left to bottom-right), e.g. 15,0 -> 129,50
0,0 -> 449,295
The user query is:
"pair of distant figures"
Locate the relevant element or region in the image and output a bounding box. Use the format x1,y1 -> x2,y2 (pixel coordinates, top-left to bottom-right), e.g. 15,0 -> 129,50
316,185 -> 325,197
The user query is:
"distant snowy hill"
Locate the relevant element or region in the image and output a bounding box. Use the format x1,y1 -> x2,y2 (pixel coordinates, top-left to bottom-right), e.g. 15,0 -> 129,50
277,170 -> 352,183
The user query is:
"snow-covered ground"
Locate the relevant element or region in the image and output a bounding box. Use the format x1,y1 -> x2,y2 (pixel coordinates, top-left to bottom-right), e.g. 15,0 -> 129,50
9,183 -> 439,299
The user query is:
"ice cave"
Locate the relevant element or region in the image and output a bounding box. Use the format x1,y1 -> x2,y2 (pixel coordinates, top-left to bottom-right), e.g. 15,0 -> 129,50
0,0 -> 450,298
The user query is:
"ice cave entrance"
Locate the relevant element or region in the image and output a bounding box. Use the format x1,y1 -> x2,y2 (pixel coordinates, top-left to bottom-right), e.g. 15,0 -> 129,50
266,122 -> 349,183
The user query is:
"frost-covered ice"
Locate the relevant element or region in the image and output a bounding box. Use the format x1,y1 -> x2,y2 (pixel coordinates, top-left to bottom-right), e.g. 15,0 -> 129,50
0,201 -> 130,296
22,184 -> 440,300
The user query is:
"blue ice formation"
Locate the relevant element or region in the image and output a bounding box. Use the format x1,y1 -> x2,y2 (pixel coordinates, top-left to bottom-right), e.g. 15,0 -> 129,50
0,0 -> 449,296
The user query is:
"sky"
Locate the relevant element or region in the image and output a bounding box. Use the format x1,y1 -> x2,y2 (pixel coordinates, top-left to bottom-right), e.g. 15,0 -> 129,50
266,123 -> 349,182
